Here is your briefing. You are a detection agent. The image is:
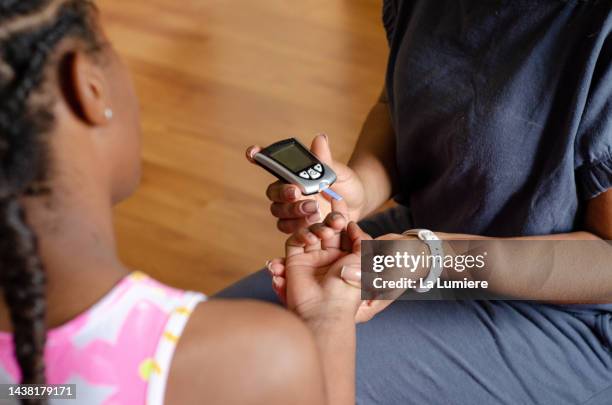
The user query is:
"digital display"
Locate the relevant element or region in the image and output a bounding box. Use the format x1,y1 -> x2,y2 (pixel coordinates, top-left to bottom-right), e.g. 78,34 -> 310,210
270,144 -> 316,173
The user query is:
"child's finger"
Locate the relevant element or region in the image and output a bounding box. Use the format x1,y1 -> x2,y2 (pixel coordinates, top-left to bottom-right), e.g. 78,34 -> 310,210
272,276 -> 287,305
304,238 -> 322,253
285,232 -> 306,257
292,228 -> 321,253
265,258 -> 285,277
309,223 -> 336,241
310,222 -> 343,250
296,228 -> 320,246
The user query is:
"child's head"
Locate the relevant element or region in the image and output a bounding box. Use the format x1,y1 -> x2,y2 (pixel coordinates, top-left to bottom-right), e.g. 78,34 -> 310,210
0,0 -> 141,390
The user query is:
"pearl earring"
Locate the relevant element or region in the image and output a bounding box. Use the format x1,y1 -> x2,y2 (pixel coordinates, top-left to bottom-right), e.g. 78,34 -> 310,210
104,108 -> 114,121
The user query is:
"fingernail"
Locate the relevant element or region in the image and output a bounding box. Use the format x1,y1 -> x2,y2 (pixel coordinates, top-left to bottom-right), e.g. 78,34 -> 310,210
301,200 -> 319,214
284,187 -> 298,201
341,264 -> 361,285
306,212 -> 321,224
319,133 -> 329,144
331,212 -> 345,221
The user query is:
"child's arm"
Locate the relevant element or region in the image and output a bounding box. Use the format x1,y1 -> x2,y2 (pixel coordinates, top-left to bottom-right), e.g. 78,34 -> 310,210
283,208 -> 370,405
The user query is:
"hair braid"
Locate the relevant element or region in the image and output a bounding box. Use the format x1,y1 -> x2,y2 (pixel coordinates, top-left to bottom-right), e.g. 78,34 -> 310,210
0,1 -> 48,24
0,196 -> 46,387
0,2 -> 101,404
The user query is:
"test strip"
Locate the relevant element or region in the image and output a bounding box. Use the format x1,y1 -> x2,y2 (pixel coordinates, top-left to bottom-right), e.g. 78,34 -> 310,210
322,188 -> 343,201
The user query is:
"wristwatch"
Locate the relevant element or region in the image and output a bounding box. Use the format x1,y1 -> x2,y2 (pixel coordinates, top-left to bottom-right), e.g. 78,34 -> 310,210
402,229 -> 444,293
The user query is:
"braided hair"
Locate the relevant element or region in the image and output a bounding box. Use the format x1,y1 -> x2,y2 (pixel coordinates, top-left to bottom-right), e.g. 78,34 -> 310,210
0,1 -> 102,403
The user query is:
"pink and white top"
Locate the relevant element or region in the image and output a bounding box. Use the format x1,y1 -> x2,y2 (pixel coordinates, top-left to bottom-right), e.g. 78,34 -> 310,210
0,272 -> 206,405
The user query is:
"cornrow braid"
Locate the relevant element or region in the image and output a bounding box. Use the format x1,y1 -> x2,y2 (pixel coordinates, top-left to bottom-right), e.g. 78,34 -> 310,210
0,1 -> 102,404
0,1 -> 49,24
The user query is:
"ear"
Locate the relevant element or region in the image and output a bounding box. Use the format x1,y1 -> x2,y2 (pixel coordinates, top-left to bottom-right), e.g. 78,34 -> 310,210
64,51 -> 111,125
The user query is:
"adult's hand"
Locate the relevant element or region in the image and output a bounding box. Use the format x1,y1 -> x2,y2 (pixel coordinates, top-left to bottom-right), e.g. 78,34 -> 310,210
246,134 -> 367,234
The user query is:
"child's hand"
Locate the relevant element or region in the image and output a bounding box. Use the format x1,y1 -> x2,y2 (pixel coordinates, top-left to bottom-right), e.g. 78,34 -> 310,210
270,218 -> 399,323
266,197 -> 350,302
283,215 -> 367,324
267,218 -> 362,303
266,193 -> 345,297
274,200 -> 392,323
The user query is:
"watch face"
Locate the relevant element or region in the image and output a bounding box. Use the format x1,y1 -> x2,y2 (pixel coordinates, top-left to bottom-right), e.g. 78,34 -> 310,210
268,142 -> 317,173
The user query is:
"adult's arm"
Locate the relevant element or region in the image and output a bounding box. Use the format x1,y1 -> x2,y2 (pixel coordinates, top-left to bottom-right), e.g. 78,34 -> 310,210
348,88 -> 399,218
428,189 -> 612,303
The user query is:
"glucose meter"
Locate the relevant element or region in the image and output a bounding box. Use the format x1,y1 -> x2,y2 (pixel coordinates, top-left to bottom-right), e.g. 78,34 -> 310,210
253,138 -> 341,200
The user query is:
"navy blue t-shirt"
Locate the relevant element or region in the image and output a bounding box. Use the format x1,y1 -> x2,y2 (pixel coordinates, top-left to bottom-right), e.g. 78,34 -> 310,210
384,0 -> 611,236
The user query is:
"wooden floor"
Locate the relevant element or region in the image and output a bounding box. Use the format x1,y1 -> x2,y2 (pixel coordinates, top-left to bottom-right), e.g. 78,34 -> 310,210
97,0 -> 388,294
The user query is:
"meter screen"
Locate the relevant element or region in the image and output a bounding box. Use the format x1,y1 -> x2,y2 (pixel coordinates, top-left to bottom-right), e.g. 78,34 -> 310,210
269,143 -> 316,173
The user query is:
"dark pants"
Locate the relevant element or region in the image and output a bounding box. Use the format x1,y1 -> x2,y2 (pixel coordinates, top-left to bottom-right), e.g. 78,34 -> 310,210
217,207 -> 612,404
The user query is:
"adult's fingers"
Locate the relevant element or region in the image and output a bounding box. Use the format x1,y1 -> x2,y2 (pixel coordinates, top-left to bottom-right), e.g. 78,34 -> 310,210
376,233 -> 405,241
340,263 -> 362,289
310,134 -> 333,166
266,182 -> 302,203
277,217 -> 321,234
330,196 -> 348,219
245,145 -> 262,164
323,210 -> 348,231
270,200 -> 319,219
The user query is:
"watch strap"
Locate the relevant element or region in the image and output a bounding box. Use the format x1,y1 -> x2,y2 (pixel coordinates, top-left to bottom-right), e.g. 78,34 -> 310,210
402,229 -> 444,293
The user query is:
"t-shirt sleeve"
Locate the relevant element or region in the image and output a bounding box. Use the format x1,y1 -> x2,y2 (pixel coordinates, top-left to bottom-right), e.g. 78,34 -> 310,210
575,34 -> 612,200
382,0 -> 398,45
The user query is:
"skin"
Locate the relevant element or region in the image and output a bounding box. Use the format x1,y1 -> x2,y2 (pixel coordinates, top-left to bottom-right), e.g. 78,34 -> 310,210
283,211 -> 367,405
0,25 -> 348,405
250,87 -> 612,306
246,90 -> 396,230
